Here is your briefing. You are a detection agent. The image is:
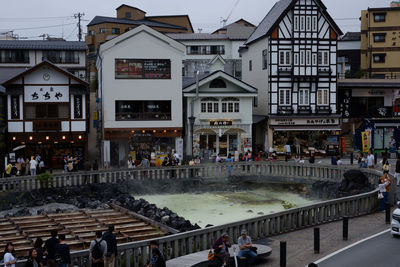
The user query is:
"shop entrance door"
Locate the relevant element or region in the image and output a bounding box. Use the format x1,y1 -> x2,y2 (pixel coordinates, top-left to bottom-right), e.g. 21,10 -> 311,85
219,135 -> 227,156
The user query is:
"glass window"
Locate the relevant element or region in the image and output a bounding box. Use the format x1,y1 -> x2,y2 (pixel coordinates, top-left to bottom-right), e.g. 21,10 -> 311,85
24,104 -> 68,119
306,16 -> 311,31
299,89 -> 309,105
294,16 -> 299,31
88,30 -> 94,36
300,51 -> 305,65
373,54 -> 386,63
222,103 -> 227,113
115,59 -> 171,79
279,50 -> 291,66
209,79 -> 226,88
294,54 -> 298,65
228,103 -> 233,112
0,50 -> 29,63
312,16 -> 317,31
222,98 -> 239,113
317,89 -> 329,105
234,102 -> 239,112
214,102 -> 219,113
300,17 -> 305,31
312,54 -> 317,65
207,103 -> 213,113
111,28 -> 120,34
373,33 -> 386,42
99,28 -> 105,33
279,89 -> 291,106
374,128 -> 384,149
318,51 -> 329,66
201,98 -> 219,113
249,60 -> 252,71
306,51 -> 311,65
374,13 -> 386,22
115,100 -> 172,121
201,103 -> 206,113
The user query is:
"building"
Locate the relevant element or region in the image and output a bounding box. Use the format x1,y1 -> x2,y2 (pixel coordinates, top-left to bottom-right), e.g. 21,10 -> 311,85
86,4 -> 193,80
183,68 -> 257,160
97,25 -> 185,167
0,40 -> 86,79
167,19 -> 256,79
2,61 -> 89,169
241,0 -> 343,155
360,3 -> 400,79
338,79 -> 400,153
338,32 -> 361,78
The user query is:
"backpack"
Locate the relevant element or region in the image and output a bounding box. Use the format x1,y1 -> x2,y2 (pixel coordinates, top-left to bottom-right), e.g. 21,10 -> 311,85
92,240 -> 104,260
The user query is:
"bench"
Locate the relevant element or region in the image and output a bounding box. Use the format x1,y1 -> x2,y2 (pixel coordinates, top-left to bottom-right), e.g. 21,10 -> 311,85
167,244 -> 271,267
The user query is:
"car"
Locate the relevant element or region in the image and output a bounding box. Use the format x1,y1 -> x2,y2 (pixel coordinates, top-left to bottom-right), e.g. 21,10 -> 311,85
391,201 -> 400,237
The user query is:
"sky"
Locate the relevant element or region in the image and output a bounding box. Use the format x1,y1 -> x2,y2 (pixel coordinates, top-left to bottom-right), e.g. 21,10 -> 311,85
0,0 -> 393,41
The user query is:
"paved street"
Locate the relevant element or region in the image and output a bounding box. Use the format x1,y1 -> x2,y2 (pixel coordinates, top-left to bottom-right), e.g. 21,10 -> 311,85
317,230 -> 400,267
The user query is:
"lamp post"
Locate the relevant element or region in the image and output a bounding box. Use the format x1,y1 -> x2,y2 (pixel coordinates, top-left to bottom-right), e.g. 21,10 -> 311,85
189,115 -> 196,157
189,70 -> 200,158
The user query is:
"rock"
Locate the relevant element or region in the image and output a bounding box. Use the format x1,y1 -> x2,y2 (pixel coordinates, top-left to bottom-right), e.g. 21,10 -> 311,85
257,212 -> 264,215
161,215 -> 170,223
205,224 -> 214,228
247,210 -> 254,213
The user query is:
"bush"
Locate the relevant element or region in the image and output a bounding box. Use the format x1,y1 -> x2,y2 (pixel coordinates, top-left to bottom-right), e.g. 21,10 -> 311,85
36,172 -> 53,188
281,200 -> 296,210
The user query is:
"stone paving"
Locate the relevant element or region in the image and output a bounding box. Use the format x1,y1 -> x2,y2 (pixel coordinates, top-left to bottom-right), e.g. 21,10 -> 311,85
252,211 -> 391,267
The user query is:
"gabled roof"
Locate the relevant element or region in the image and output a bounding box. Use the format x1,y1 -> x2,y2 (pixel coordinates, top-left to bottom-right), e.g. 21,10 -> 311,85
245,0 -> 343,45
98,24 -> 185,56
0,40 -> 86,51
212,19 -> 256,33
2,61 -> 88,87
183,70 -> 257,94
115,4 -> 146,14
0,67 -> 27,84
340,32 -> 361,41
87,16 -> 187,30
208,54 -> 226,65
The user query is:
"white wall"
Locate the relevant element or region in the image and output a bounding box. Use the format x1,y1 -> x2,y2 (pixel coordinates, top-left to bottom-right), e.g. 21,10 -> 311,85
101,30 -> 184,129
241,37 -> 269,116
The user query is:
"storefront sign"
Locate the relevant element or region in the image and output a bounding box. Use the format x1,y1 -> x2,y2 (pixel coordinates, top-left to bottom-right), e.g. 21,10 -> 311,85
209,120 -> 233,126
361,131 -> 371,153
270,118 -> 338,126
24,86 -> 69,102
74,95 -> 82,118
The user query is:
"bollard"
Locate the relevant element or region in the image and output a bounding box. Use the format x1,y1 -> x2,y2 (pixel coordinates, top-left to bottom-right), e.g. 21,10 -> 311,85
350,152 -> 353,165
280,241 -> 287,267
386,202 -> 391,224
314,227 -> 320,254
343,216 -> 348,241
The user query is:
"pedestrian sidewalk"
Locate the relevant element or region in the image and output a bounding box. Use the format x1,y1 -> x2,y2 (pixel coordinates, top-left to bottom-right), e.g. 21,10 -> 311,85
252,211 -> 391,267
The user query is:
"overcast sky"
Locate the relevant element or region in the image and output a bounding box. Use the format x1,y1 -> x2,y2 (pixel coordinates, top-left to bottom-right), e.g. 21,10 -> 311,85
0,0 -> 392,40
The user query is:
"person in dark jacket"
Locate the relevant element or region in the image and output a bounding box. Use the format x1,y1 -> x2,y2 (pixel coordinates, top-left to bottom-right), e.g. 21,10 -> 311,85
34,238 -> 45,267
24,248 -> 40,267
147,240 -> 164,267
55,234 -> 71,267
44,230 -> 59,267
212,233 -> 231,266
102,225 -> 117,267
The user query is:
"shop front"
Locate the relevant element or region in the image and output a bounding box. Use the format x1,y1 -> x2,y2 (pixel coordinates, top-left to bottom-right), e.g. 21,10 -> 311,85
269,116 -> 341,157
193,120 -> 252,161
104,128 -> 182,167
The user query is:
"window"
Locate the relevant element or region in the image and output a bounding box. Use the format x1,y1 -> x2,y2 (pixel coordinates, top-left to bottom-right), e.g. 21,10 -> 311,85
24,104 -> 69,119
115,59 -> 171,79
88,30 -> 94,36
222,97 -> 239,113
262,49 -> 268,69
0,50 -> 29,63
115,100 -> 171,121
317,89 -> 329,105
299,89 -> 309,105
201,98 -> 219,113
300,17 -> 305,31
99,28 -> 105,33
10,95 -> 19,119
306,51 -> 311,65
373,33 -> 386,42
88,45 -> 95,53
318,51 -> 329,66
374,13 -> 386,22
249,60 -> 252,71
312,16 -> 317,31
294,16 -> 299,31
186,45 -> 225,55
111,28 -> 120,34
209,79 -> 226,88
306,16 -> 311,31
312,54 -> 317,65
373,53 -> 386,63
279,50 -> 291,66
294,54 -> 298,65
125,12 -> 131,18
300,50 -> 305,65
43,50 -> 79,64
279,89 -> 291,106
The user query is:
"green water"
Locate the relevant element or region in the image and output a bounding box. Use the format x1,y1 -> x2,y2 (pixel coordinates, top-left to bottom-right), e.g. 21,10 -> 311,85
138,189 -> 316,227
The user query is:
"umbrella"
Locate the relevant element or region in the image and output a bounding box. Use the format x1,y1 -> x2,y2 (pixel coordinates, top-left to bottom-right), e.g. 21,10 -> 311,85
12,145 -> 26,152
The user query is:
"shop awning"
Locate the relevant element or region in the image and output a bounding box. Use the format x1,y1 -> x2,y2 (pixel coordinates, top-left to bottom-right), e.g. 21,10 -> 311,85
272,125 -> 342,131
374,123 -> 400,127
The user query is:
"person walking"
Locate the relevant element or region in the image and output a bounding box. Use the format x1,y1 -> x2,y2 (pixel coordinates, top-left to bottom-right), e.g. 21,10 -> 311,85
367,150 -> 375,169
24,248 -> 40,267
90,231 -> 107,267
44,230 -> 59,267
3,242 -> 17,267
237,229 -> 257,265
55,234 -> 71,267
102,225 -> 117,267
379,170 -> 392,211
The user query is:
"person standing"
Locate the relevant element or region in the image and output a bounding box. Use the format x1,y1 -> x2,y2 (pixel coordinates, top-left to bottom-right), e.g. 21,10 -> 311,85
390,136 -> 397,153
55,234 -> 71,267
225,154 -> 233,176
44,230 -> 59,267
3,242 -> 17,267
90,231 -> 107,267
295,138 -> 301,155
237,229 -> 257,265
379,170 -> 392,211
34,238 -> 45,267
367,150 -> 375,169
102,225 -> 117,267
30,156 -> 38,176
24,248 -> 40,267
147,241 -> 165,267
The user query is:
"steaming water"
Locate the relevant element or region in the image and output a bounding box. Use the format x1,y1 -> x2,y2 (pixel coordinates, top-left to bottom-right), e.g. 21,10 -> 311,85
138,189 -> 316,227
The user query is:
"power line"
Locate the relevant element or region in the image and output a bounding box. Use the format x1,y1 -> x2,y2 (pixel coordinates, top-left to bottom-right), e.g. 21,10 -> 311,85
0,22 -> 76,31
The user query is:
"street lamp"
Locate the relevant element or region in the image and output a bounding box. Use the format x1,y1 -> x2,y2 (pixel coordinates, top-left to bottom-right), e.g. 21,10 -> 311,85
189,115 -> 196,156
189,70 -> 200,157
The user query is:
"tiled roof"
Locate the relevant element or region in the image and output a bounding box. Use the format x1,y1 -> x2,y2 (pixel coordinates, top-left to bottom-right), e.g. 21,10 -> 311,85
167,33 -> 228,40
245,0 -> 292,45
340,32 -> 361,41
182,72 -> 213,88
0,67 -> 28,84
0,40 -> 86,50
87,16 -> 187,30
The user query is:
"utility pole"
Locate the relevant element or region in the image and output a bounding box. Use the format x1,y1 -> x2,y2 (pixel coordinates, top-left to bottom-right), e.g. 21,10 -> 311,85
74,12 -> 85,41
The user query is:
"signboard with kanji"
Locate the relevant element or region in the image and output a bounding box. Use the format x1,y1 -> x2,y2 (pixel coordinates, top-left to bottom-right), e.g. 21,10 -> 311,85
24,86 -> 69,102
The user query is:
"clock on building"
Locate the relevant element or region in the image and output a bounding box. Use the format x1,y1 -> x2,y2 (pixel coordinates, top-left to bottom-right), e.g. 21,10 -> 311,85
43,73 -> 50,81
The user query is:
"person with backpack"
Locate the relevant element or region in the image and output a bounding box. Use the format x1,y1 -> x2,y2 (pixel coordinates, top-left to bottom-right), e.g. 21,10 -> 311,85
102,225 -> 117,267
44,230 -> 59,267
55,234 -> 70,267
90,231 -> 107,267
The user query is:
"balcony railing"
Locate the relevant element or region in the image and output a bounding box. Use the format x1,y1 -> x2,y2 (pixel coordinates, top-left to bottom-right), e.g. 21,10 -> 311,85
42,57 -> 79,64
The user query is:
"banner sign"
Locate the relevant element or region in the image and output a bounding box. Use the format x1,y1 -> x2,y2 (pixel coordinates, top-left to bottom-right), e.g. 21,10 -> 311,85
361,131 -> 370,153
24,86 -> 69,102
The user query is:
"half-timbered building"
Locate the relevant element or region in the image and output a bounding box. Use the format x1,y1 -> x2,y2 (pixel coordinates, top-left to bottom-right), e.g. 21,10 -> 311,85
241,0 -> 343,155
